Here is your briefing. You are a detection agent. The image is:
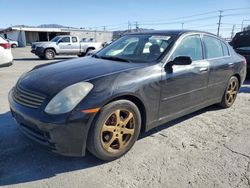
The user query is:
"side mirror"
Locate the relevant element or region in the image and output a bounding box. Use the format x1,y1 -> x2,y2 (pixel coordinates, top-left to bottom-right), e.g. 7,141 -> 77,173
165,56 -> 192,73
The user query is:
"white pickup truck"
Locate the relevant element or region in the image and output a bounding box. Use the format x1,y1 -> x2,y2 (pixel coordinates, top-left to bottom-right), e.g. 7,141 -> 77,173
31,35 -> 103,60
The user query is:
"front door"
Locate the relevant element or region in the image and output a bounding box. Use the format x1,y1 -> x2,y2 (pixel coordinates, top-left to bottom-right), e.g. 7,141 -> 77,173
58,36 -> 72,54
159,34 -> 209,119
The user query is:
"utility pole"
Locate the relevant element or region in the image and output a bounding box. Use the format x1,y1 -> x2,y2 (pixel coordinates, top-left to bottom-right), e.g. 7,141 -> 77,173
103,26 -> 106,31
231,25 -> 235,39
241,19 -> 250,31
128,21 -> 131,32
135,21 -> 139,32
181,23 -> 184,30
217,10 -> 223,36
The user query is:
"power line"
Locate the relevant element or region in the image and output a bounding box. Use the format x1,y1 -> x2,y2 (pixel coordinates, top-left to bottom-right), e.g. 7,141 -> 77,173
89,7 -> 250,30
139,16 -> 218,26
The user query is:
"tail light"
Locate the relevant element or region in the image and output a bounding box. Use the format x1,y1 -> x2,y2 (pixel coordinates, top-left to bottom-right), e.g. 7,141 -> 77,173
0,43 -> 11,49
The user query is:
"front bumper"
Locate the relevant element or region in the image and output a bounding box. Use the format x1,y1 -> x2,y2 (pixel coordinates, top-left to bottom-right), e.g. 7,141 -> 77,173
31,47 -> 44,56
8,89 -> 95,157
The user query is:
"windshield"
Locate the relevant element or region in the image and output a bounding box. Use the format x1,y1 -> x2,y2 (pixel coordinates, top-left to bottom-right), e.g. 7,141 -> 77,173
96,34 -> 174,62
50,36 -> 61,42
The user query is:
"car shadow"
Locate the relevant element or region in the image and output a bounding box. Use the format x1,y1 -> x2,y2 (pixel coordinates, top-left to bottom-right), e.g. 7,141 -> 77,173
240,79 -> 250,93
14,57 -> 76,61
139,104 -> 222,139
0,111 -> 104,186
0,104 -> 222,186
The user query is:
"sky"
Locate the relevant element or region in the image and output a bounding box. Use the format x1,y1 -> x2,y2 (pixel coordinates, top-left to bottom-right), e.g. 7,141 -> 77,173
0,0 -> 250,37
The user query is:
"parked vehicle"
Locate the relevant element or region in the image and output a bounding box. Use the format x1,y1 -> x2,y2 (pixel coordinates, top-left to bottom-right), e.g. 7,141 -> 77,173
230,30 -> 250,77
6,38 -> 18,48
9,30 -> 246,161
0,37 -> 13,67
31,35 -> 103,60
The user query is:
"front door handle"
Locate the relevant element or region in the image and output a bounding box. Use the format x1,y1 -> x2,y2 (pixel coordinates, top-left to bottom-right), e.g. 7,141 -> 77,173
199,67 -> 208,72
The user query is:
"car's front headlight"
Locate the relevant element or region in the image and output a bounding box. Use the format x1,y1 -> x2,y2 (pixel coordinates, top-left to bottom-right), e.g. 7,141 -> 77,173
45,82 -> 93,115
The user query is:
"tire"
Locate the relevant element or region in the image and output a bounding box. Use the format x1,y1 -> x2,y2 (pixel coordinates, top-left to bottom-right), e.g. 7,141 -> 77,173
219,76 -> 239,108
87,100 -> 141,161
86,48 -> 94,54
77,53 -> 86,57
44,49 -> 55,60
11,44 -> 17,48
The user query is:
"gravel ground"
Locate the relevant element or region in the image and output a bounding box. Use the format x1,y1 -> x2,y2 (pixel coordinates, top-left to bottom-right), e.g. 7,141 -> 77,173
0,47 -> 250,188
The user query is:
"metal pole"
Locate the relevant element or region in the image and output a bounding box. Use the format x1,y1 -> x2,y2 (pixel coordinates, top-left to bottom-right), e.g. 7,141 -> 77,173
241,20 -> 244,31
181,23 -> 184,30
135,22 -> 139,32
128,21 -> 131,32
231,25 -> 235,39
217,10 -> 223,36
241,19 -> 250,31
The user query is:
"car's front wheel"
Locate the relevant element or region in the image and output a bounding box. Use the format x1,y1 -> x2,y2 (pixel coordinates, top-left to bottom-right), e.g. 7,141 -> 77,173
44,49 -> 55,60
219,76 -> 239,108
87,100 -> 141,161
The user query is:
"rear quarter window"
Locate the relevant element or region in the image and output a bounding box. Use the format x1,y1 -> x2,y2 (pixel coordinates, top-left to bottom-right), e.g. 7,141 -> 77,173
203,35 -> 224,59
221,41 -> 230,56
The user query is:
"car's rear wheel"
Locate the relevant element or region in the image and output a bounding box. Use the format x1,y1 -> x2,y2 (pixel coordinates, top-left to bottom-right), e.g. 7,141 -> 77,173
77,53 -> 86,57
44,49 -> 55,60
219,76 -> 239,108
87,100 -> 141,161
11,44 -> 17,48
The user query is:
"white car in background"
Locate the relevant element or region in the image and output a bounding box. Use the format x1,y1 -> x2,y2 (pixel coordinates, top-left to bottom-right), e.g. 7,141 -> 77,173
6,39 -> 18,48
0,37 -> 13,67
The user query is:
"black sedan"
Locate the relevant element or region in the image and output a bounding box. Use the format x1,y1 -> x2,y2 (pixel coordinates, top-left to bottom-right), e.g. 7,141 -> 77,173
9,30 -> 247,161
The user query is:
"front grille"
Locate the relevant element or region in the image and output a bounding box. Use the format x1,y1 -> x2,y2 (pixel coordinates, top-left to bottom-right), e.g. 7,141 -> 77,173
13,85 -> 46,108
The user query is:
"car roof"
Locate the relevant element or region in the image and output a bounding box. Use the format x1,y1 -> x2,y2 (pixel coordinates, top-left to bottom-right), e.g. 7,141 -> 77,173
127,30 -> 216,36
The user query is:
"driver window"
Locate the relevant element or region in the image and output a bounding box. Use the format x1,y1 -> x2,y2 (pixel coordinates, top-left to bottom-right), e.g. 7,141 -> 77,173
60,37 -> 70,43
172,35 -> 203,61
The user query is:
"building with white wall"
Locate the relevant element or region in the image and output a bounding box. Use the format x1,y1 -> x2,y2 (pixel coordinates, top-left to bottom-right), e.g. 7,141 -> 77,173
0,27 -> 113,47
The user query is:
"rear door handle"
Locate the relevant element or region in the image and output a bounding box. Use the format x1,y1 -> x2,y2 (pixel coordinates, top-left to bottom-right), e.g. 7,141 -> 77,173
199,67 -> 208,72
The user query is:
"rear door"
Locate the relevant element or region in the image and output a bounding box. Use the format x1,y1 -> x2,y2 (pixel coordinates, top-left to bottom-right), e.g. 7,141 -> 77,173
202,35 -> 232,100
159,34 -> 209,119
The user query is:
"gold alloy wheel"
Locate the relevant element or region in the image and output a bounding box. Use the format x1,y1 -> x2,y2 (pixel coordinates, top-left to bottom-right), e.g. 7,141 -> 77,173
101,109 -> 135,153
226,79 -> 238,105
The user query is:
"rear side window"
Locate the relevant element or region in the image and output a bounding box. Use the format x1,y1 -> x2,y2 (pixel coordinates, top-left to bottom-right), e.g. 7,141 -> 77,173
221,41 -> 230,56
72,37 -> 78,43
203,35 -> 223,59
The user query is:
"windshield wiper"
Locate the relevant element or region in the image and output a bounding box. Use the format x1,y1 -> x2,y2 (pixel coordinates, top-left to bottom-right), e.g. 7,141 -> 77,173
92,54 -> 130,62
100,56 -> 130,63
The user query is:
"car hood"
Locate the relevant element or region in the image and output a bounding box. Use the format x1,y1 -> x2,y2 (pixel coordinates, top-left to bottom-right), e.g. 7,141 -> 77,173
18,57 -> 147,96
